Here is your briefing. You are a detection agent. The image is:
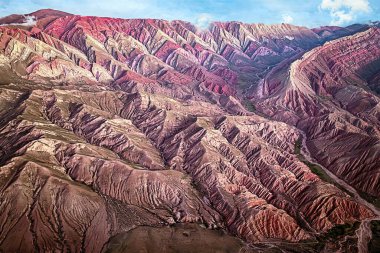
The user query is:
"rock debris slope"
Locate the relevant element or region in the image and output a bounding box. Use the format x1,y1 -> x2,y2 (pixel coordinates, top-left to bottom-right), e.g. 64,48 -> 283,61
0,9 -> 379,253
252,28 -> 380,198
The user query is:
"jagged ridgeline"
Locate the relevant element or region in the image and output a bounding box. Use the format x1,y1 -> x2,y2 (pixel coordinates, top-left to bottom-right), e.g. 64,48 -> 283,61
0,9 -> 379,253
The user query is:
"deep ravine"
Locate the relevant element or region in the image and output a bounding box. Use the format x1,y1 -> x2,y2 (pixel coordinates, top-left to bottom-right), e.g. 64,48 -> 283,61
300,131 -> 380,253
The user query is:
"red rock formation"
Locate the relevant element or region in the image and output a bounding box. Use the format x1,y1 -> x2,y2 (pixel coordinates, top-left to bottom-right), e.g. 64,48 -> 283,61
252,28 -> 380,198
0,9 -> 379,253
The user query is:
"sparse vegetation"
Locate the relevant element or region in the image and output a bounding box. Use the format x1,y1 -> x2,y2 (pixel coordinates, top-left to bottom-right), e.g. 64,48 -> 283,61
294,137 -> 333,183
303,160 -> 334,184
294,138 -> 302,156
369,220 -> 380,253
251,222 -> 361,253
311,222 -> 361,253
324,222 -> 360,239
242,99 -> 256,112
358,191 -> 380,209
294,137 -> 353,196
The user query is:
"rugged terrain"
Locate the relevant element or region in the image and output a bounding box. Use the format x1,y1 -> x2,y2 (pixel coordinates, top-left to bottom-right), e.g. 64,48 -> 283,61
0,9 -> 379,253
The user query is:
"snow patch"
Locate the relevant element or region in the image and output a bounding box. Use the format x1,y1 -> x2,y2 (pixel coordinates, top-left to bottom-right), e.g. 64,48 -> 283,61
285,36 -> 295,41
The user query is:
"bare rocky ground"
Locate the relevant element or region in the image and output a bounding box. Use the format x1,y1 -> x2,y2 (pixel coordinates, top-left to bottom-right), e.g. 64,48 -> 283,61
0,9 -> 379,252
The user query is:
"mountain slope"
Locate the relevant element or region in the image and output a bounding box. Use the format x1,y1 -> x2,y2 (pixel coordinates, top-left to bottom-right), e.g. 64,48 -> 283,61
0,9 -> 379,253
251,28 -> 380,198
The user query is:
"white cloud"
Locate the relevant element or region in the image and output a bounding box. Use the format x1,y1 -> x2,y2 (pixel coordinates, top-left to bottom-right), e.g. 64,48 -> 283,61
0,15 -> 36,26
320,0 -> 370,12
320,0 -> 371,25
195,13 -> 213,29
23,15 -> 37,26
330,10 -> 355,25
282,14 -> 294,24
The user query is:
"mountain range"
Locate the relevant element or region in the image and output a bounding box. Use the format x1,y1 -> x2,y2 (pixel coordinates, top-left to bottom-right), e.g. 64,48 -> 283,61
0,9 -> 379,253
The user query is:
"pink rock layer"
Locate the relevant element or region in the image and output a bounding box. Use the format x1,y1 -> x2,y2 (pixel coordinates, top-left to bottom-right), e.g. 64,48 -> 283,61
0,9 -> 378,253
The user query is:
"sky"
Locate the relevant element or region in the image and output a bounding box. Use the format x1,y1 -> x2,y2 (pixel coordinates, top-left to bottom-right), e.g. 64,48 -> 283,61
0,0 -> 379,28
